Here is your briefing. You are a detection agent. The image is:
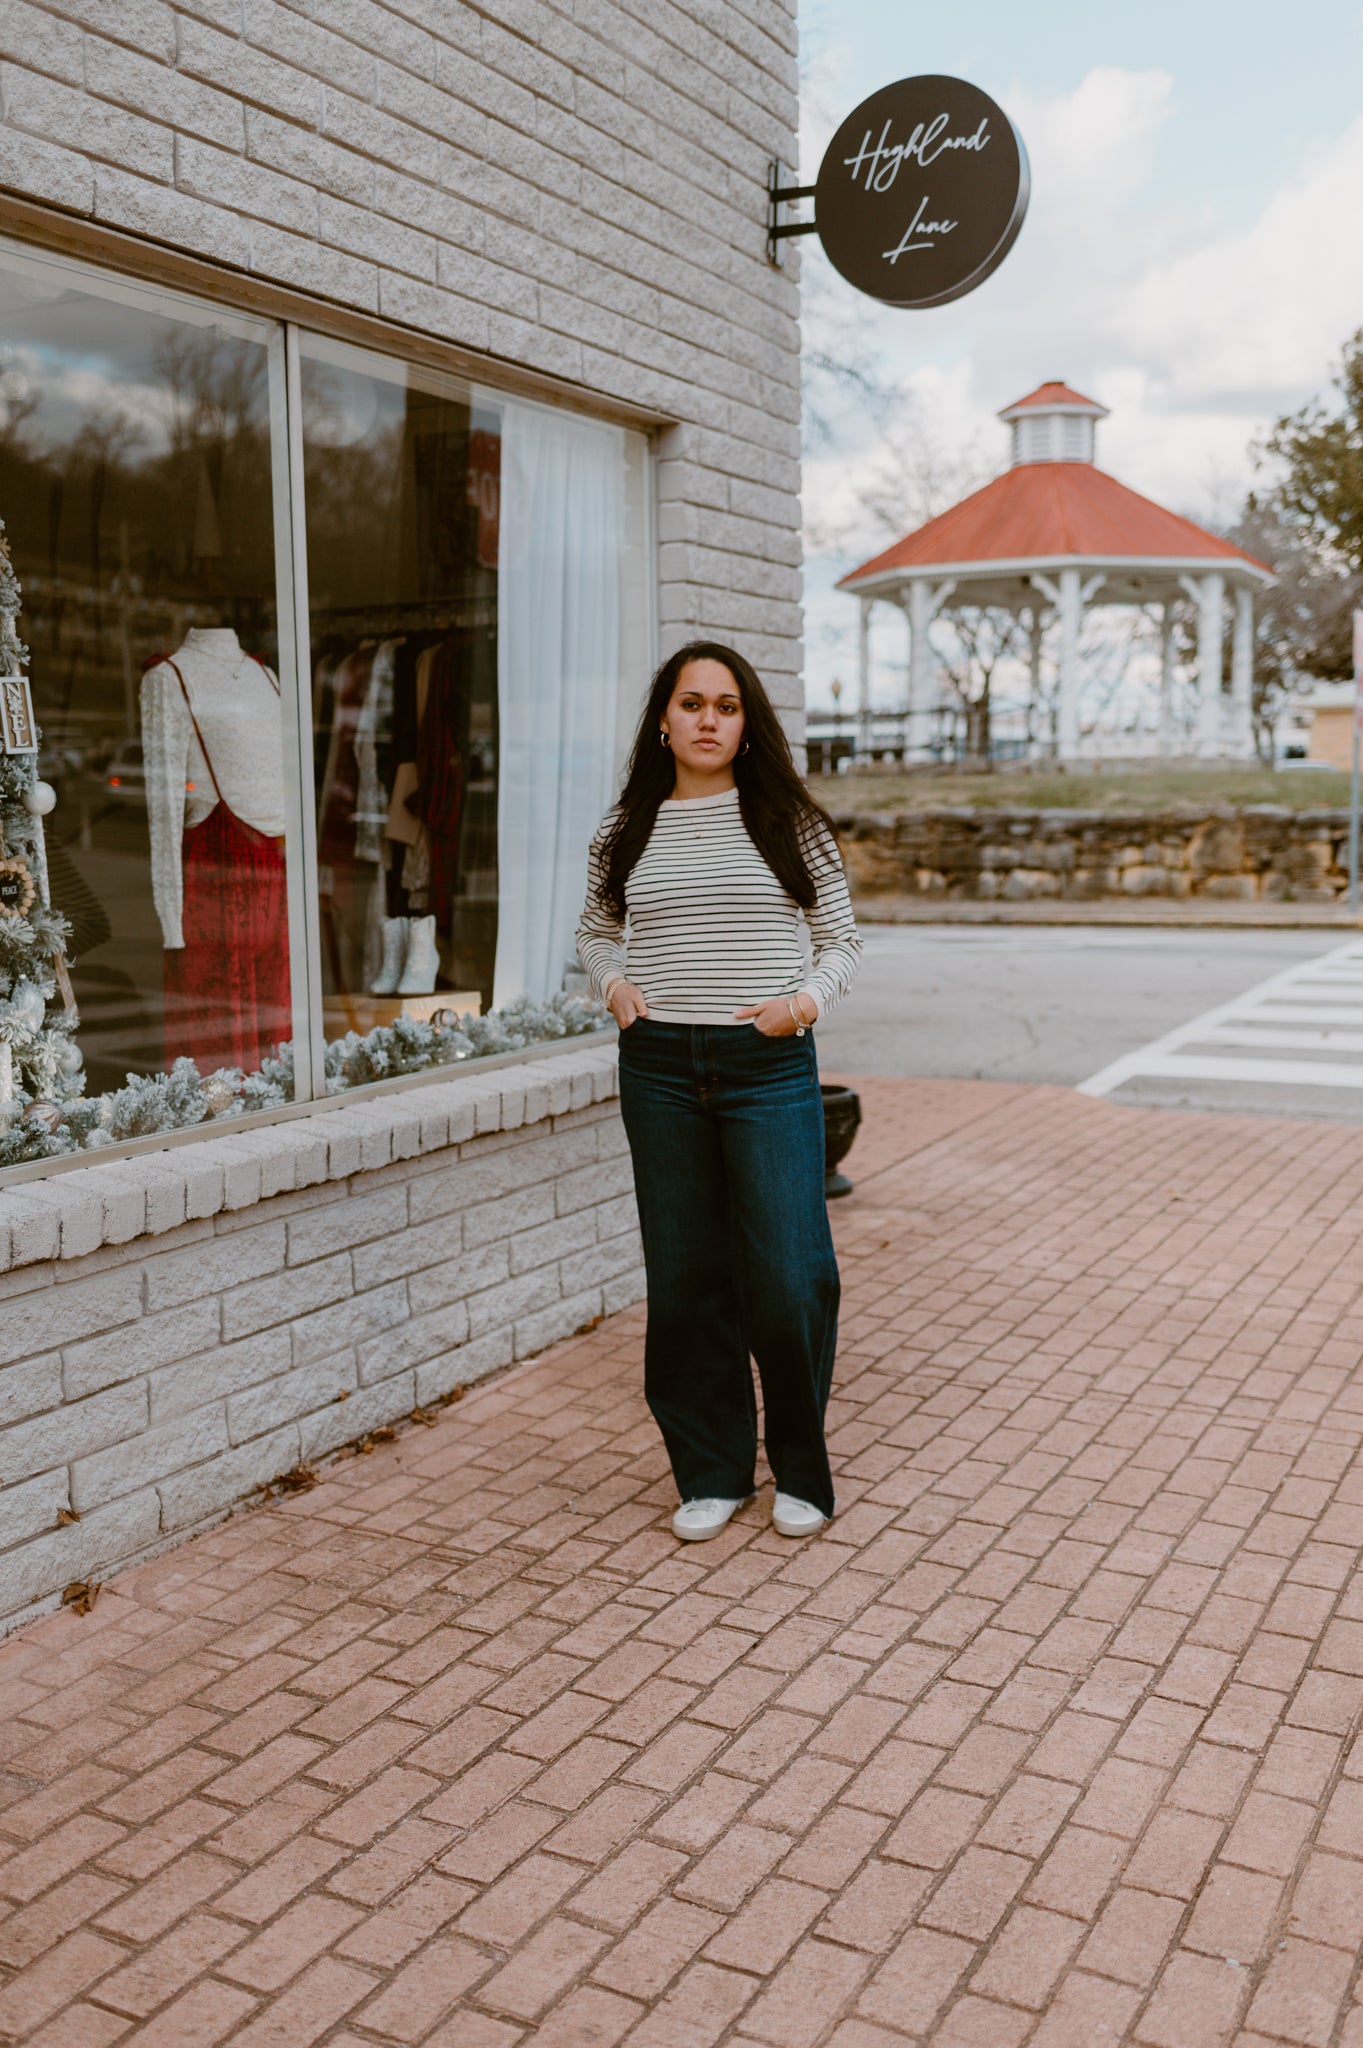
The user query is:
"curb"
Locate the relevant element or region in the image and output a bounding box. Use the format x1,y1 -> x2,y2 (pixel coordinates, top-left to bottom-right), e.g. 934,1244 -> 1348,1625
852,899 -> 1363,930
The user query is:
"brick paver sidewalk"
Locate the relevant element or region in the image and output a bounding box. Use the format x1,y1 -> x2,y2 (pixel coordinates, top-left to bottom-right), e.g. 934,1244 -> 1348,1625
4,1077 -> 1363,2048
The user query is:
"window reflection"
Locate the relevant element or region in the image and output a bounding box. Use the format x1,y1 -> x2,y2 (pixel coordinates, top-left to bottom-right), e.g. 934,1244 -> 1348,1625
0,249 -> 290,1111
301,339 -> 497,1039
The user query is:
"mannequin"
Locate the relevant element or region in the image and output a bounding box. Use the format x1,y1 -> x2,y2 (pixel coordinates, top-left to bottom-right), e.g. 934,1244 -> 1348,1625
141,627 -> 291,1073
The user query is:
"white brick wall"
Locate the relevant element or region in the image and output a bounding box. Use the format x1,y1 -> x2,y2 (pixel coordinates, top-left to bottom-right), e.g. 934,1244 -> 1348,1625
0,0 -> 805,714
0,1048 -> 644,1631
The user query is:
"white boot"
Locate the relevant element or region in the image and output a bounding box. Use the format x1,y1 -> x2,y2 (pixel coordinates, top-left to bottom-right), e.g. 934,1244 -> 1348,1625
370,917 -> 408,994
397,914 -> 438,995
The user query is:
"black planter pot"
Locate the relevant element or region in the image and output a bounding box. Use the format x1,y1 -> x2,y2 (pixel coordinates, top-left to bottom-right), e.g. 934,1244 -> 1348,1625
821,1083 -> 862,1199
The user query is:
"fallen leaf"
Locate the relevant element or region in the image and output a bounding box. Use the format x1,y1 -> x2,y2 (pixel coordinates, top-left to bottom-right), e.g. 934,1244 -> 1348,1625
372,1425 -> 397,1443
574,1313 -> 604,1337
61,1579 -> 100,1616
274,1462 -> 319,1494
335,1389 -> 349,1403
437,1386 -> 465,1408
56,1507 -> 80,1527
410,1406 -> 437,1427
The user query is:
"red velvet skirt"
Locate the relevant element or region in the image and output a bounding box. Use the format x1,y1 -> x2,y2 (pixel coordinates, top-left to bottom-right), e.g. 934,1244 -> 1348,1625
163,801 -> 292,1076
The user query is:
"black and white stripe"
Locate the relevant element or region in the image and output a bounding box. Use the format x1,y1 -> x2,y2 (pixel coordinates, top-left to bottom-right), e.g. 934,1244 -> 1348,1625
576,787 -> 862,1025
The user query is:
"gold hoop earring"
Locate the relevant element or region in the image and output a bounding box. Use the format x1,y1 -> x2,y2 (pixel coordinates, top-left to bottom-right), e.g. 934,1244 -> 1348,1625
660,730 -> 671,748
739,740 -> 750,755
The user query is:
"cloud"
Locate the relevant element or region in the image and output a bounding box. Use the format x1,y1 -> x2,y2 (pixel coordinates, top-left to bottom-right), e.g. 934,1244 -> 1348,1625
1116,108 -> 1363,404
1010,65 -> 1175,221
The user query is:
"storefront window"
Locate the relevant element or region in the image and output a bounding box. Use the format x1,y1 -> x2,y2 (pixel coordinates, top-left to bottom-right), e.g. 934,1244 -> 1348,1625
0,243 -> 294,1167
301,338 -> 499,1047
0,235 -> 648,1172
301,344 -> 651,1094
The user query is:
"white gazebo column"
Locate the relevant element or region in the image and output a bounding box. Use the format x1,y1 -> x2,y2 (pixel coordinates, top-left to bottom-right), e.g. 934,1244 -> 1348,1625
1032,569 -> 1103,758
905,576 -> 955,761
1158,603 -> 1176,756
1057,569 -> 1082,756
1231,584 -> 1255,758
857,597 -> 871,762
1027,605 -> 1045,757
1182,572 -> 1225,756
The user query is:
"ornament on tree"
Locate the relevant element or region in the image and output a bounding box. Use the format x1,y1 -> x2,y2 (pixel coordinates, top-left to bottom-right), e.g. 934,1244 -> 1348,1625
0,851 -> 35,919
22,1099 -> 61,1134
4,978 -> 45,1032
23,780 -> 55,817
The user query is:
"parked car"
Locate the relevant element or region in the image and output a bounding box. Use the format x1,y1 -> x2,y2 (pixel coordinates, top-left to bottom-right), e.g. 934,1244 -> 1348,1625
102,739 -> 146,804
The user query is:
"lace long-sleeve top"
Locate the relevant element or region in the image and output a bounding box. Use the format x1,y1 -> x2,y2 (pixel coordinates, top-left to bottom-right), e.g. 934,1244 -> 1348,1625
576,787 -> 862,1025
141,633 -> 286,950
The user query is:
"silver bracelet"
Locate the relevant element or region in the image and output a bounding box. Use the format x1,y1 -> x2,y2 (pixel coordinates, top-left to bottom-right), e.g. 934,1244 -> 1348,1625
786,996 -> 807,1037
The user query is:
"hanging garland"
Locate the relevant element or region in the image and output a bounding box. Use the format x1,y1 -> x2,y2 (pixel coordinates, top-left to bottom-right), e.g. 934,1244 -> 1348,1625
0,992 -> 609,1169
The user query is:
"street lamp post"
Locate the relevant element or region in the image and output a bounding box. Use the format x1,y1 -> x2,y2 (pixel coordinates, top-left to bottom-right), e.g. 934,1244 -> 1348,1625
1342,610 -> 1350,917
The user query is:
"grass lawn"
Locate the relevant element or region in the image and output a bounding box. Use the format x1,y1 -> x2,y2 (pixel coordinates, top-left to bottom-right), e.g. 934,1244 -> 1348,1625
816,762 -> 1356,815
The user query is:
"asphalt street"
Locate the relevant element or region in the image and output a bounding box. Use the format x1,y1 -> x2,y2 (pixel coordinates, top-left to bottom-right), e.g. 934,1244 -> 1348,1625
817,924 -> 1363,1119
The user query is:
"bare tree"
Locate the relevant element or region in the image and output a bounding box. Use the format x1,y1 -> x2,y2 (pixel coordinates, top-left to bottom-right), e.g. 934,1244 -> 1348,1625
933,608 -> 1027,762
0,355 -> 38,457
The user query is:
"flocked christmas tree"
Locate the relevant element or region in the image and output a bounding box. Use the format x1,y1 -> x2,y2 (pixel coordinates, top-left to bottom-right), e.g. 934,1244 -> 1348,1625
0,516 -> 89,1166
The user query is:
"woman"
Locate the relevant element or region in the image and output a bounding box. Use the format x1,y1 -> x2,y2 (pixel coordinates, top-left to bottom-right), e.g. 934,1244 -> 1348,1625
577,641 -> 862,1543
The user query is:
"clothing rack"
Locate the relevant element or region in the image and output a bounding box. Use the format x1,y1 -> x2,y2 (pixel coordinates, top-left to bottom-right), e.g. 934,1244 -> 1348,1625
311,601 -> 496,638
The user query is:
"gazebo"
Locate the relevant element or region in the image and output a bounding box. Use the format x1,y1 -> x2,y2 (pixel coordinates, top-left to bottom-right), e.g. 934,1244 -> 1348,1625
838,382 -> 1276,760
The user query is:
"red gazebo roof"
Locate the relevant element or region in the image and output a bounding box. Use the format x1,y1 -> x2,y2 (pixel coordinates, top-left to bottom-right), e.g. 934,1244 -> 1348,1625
839,463 -> 1273,589
999,380 -> 1107,418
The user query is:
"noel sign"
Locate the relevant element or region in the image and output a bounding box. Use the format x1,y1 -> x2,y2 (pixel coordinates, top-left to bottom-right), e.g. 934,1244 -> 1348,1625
0,670 -> 36,753
771,76 -> 1029,309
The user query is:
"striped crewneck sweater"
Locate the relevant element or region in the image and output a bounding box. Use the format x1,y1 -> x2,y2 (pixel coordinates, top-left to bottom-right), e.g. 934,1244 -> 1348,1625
576,787 -> 862,1026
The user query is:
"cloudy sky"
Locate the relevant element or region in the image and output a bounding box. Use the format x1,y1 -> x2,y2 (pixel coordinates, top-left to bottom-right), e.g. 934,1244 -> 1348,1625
799,0 -> 1363,710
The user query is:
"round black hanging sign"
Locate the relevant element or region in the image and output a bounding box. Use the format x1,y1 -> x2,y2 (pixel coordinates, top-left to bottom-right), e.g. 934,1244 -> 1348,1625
814,76 -> 1029,309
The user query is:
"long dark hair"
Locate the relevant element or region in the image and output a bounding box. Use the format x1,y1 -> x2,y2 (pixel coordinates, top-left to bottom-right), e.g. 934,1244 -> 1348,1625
596,640 -> 837,922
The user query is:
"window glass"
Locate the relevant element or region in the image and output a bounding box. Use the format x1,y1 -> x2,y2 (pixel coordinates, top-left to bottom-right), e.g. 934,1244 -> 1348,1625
0,239 -> 644,1173
0,242 -> 293,1166
300,336 -> 500,1073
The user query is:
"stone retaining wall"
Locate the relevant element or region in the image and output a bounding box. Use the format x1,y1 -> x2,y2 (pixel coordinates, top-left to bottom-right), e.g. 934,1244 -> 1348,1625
0,1045 -> 641,1632
837,806 -> 1355,903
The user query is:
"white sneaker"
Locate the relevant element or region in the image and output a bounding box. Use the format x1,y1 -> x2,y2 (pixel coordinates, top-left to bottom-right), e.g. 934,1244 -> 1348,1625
671,1496 -> 752,1542
772,1492 -> 830,1538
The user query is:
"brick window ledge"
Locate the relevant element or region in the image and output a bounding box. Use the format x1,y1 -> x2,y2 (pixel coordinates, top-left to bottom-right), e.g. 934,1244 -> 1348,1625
0,1044 -> 622,1275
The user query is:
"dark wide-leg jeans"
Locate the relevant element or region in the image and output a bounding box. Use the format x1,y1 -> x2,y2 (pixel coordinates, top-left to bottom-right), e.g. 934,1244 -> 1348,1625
617,1019 -> 840,1517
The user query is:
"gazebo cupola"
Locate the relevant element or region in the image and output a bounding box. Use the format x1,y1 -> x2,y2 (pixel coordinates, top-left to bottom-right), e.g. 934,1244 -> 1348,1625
999,380 -> 1109,467
838,380 -> 1275,761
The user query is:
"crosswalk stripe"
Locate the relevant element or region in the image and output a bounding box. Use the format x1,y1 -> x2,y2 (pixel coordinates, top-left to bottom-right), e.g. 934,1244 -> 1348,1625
1243,1003 -> 1363,1024
1078,938 -> 1363,1098
1198,1026 -> 1363,1053
1137,1052 -> 1363,1089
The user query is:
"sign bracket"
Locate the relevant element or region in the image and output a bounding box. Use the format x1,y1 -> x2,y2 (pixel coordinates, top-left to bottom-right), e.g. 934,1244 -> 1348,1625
767,160 -> 817,266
